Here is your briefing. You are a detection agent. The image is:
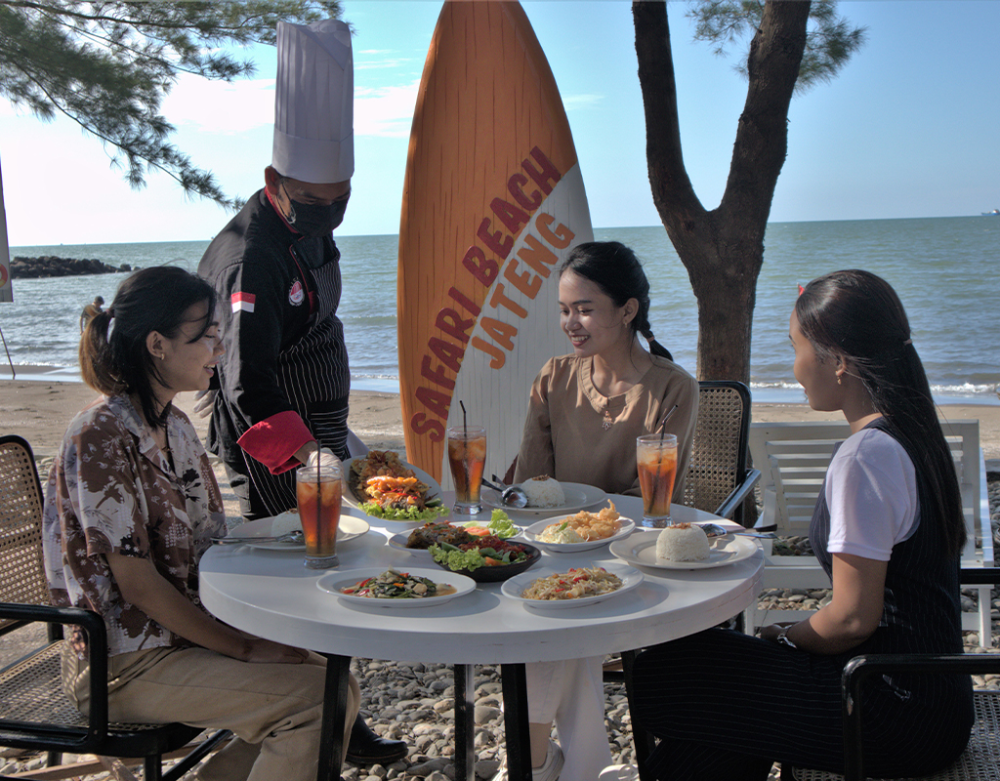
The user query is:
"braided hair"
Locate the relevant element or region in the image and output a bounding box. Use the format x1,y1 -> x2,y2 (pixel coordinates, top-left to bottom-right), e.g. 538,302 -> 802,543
558,241 -> 673,361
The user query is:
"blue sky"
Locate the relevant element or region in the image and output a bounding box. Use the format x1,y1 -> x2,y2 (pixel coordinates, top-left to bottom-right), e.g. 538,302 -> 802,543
2,0 -> 998,246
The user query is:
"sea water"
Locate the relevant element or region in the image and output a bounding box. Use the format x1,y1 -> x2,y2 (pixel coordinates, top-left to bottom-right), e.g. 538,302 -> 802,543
3,216 -> 998,404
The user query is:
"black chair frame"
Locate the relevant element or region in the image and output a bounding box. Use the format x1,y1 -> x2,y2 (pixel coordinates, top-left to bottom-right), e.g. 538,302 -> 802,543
0,434 -> 230,780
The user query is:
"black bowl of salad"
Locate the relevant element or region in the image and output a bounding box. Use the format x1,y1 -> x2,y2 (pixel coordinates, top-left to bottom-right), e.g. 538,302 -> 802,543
428,536 -> 541,583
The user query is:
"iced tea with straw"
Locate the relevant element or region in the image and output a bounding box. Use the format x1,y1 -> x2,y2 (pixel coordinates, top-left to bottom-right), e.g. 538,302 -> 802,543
296,461 -> 342,568
637,433 -> 678,527
446,425 -> 486,515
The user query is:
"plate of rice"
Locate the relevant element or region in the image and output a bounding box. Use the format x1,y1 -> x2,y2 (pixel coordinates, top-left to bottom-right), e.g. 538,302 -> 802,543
609,528 -> 759,570
482,479 -> 606,515
501,563 -> 643,610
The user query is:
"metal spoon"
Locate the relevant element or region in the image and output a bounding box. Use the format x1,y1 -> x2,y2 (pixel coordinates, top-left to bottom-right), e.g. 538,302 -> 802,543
211,530 -> 305,545
696,522 -> 777,540
481,476 -> 529,508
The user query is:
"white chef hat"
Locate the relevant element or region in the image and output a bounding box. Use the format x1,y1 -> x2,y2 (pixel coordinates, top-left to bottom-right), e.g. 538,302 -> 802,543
272,19 -> 354,184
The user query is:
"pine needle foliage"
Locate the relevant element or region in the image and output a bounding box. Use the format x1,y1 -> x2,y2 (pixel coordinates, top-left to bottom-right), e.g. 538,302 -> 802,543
0,1 -> 343,210
688,0 -> 866,93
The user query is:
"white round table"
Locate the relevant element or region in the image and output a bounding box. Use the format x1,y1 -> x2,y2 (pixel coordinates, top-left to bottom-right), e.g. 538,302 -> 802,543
199,494 -> 763,781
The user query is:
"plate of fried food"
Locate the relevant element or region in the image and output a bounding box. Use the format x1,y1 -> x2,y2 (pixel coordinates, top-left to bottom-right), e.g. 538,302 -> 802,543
501,562 -> 643,611
522,502 -> 635,553
342,451 -> 447,524
388,515 -> 522,560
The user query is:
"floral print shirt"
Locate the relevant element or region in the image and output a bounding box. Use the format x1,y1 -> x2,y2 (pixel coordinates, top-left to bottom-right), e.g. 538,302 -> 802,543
42,395 -> 227,659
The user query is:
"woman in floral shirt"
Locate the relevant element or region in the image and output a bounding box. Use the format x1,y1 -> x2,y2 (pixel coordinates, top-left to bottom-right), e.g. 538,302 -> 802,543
43,267 -> 359,781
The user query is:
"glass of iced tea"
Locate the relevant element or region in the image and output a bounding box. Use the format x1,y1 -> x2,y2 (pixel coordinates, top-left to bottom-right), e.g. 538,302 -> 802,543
296,461 -> 343,569
637,433 -> 678,528
446,425 -> 487,515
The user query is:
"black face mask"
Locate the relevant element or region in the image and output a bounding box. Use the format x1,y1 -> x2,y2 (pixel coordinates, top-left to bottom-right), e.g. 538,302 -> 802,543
283,185 -> 349,238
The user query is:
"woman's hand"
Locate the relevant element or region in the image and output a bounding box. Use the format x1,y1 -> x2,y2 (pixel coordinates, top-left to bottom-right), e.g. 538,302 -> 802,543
759,622 -> 796,644
106,552 -> 308,662
241,637 -> 310,664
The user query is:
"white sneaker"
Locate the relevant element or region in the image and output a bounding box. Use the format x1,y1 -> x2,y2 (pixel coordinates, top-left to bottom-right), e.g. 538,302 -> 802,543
492,740 -> 564,781
598,764 -> 640,781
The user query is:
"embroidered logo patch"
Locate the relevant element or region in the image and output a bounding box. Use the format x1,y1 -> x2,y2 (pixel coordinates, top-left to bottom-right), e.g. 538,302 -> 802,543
231,292 -> 255,313
289,280 -> 305,306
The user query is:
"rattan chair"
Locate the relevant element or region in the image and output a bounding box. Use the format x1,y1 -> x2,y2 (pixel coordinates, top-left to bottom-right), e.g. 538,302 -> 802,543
783,567 -> 1000,781
0,434 -> 229,780
678,380 -> 761,526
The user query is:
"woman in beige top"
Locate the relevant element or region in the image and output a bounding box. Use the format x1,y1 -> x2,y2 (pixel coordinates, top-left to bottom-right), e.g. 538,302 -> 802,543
500,242 -> 697,781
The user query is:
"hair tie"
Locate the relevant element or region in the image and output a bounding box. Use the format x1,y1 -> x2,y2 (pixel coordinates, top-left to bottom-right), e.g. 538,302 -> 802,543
641,328 -> 654,341
903,338 -> 912,346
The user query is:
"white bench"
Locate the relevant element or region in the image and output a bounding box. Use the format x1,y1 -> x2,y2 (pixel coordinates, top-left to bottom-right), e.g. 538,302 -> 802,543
745,420 -> 993,645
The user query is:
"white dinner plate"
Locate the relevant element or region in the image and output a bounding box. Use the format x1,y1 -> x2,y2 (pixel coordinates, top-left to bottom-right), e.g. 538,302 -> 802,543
521,516 -> 636,553
482,482 -> 607,515
317,567 -> 476,609
341,455 -> 444,523
501,562 -> 643,611
609,531 -> 759,570
226,513 -> 370,551
387,530 -> 433,560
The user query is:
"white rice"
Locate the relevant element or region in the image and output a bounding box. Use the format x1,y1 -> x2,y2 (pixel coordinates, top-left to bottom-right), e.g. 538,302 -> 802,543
655,523 -> 710,562
520,475 -> 566,508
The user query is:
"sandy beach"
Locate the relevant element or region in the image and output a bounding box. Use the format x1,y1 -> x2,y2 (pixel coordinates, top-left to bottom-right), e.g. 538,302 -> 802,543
5,374 -> 999,462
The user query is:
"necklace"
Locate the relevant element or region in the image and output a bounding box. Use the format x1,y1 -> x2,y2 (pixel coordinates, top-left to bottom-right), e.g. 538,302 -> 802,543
601,396 -> 629,430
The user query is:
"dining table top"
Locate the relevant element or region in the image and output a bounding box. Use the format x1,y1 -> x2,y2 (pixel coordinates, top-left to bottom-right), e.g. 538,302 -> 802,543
199,492 -> 764,664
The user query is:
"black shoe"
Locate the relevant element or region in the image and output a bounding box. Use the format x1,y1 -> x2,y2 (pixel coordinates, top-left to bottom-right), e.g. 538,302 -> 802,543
346,715 -> 408,765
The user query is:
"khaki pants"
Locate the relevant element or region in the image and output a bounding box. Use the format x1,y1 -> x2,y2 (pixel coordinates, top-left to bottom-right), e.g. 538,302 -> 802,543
64,646 -> 360,781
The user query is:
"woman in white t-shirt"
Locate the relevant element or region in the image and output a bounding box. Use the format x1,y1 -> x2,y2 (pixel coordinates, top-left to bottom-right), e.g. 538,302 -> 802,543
620,270 -> 973,781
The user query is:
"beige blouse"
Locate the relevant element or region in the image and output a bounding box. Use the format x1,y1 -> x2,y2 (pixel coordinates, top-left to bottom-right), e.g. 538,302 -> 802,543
513,354 -> 698,498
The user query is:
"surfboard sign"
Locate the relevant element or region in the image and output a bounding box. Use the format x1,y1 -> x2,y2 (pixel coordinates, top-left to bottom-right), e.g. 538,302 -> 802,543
397,0 -> 594,485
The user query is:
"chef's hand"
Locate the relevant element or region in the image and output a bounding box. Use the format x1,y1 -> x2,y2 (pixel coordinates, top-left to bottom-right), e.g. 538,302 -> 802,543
306,447 -> 341,471
193,389 -> 218,419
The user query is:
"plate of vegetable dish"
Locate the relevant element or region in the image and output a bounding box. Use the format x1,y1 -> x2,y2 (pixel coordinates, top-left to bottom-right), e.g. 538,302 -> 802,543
501,563 -> 643,610
318,568 -> 476,609
342,451 -> 447,524
428,537 -> 541,583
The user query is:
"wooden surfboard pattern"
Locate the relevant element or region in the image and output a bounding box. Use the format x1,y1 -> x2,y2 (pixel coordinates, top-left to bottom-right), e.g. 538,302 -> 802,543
398,0 -> 594,484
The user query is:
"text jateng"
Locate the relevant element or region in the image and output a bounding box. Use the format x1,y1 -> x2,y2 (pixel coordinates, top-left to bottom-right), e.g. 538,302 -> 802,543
410,146 -> 575,443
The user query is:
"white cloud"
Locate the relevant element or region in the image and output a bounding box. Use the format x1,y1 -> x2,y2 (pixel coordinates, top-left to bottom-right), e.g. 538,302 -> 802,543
562,93 -> 604,111
354,80 -> 420,138
161,75 -> 275,134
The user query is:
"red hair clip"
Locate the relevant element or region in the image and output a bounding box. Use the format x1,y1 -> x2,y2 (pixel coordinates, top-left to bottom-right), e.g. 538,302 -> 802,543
797,285 -> 804,296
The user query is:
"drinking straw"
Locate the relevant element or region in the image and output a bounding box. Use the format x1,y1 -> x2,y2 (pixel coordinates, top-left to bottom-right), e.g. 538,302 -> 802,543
657,404 -> 679,442
459,401 -> 469,497
656,404 -> 679,477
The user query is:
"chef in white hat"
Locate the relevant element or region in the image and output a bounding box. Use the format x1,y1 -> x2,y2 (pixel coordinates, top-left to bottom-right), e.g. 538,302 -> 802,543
198,19 -> 408,767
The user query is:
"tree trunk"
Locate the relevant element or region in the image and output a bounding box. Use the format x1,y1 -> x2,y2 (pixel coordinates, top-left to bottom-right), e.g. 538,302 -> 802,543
633,0 -> 810,383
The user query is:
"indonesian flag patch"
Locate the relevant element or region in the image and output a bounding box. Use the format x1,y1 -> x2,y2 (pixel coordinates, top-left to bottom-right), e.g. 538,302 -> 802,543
231,292 -> 256,313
